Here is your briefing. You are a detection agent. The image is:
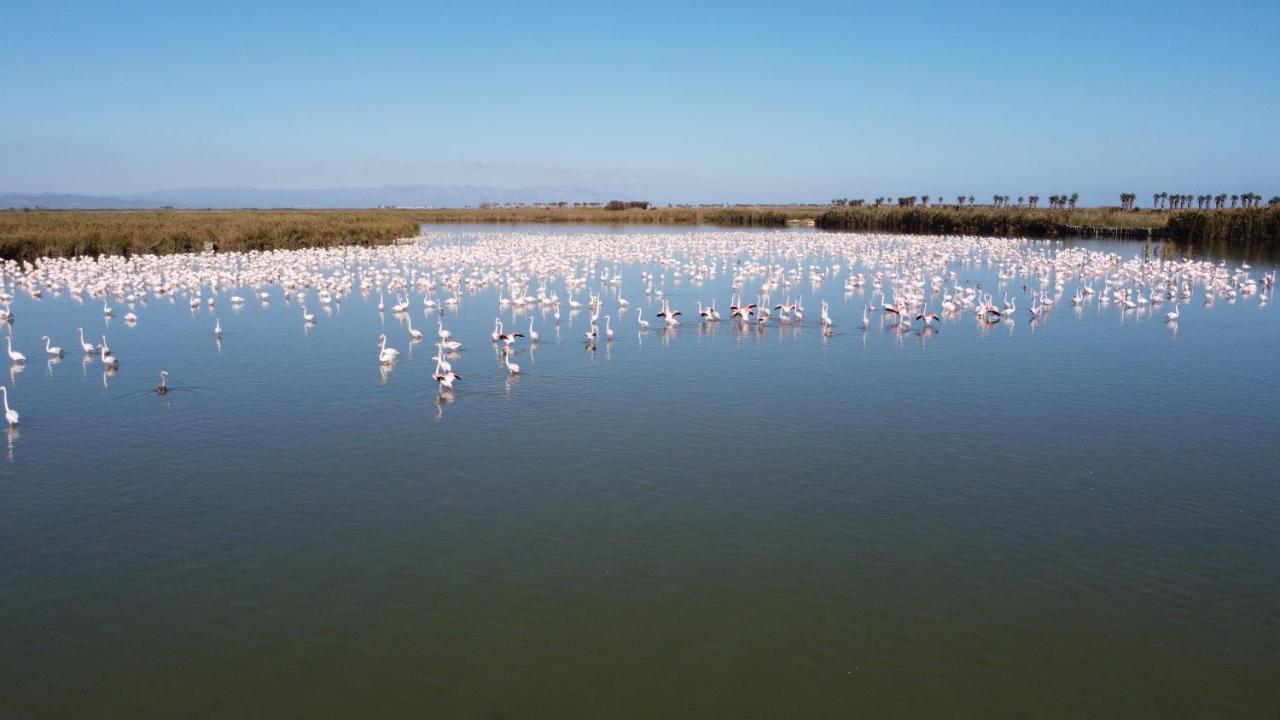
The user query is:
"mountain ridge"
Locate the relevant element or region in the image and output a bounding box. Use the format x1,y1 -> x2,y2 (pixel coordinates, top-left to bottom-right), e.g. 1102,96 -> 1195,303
1,184 -> 626,210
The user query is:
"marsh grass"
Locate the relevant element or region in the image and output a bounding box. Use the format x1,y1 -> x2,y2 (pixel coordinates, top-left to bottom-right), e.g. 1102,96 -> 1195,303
0,210 -> 420,261
1166,207 -> 1280,246
814,206 -> 1171,236
3,206 -> 1273,262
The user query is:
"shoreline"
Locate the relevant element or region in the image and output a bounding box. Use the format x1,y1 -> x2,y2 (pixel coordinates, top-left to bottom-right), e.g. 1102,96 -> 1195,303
2,206 -> 1276,261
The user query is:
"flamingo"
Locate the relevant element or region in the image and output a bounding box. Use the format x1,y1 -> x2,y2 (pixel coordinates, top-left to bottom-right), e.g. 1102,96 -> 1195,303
605,315 -> 614,339
40,335 -> 63,357
377,334 -> 400,364
504,353 -> 520,375
528,318 -> 539,343
78,328 -> 96,353
155,370 -> 168,395
302,305 -> 316,324
0,385 -> 17,426
498,329 -> 524,348
100,336 -> 118,367
1165,304 -> 1180,322
6,335 -> 24,364
433,351 -> 460,390
214,317 -> 222,338
406,314 -> 423,341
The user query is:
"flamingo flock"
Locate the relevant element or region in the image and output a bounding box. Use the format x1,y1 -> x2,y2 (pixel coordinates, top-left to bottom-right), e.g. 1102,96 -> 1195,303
0,229 -> 1274,427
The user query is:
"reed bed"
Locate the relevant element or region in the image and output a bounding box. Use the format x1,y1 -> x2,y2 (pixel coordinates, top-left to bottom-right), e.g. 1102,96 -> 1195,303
410,206 -> 816,226
814,207 -> 1169,237
1166,207 -> 1280,246
0,210 -> 421,261
3,206 -> 1275,262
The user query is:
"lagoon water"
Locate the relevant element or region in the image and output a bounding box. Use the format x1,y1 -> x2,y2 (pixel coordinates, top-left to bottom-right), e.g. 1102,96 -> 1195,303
1,224 -> 1278,718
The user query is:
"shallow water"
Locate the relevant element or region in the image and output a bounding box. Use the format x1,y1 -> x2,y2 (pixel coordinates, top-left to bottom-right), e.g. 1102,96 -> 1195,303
1,225 -> 1278,718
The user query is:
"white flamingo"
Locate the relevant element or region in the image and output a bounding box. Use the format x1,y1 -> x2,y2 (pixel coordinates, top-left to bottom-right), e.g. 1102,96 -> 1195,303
377,334 -> 400,364
41,335 -> 63,357
6,335 -> 24,364
100,336 -> 118,367
1,385 -> 17,426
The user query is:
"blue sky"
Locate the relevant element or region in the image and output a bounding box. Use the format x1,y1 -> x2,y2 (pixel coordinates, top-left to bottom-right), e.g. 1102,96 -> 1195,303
2,0 -> 1277,205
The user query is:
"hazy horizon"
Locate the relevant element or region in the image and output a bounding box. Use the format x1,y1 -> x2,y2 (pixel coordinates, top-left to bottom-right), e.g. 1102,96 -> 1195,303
3,0 -> 1277,206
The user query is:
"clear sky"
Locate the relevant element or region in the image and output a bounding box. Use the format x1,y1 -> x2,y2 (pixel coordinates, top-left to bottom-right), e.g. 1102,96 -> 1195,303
2,0 -> 1277,205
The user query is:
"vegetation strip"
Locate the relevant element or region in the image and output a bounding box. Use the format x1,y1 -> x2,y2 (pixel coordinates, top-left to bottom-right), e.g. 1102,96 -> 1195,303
2,205 -> 1276,261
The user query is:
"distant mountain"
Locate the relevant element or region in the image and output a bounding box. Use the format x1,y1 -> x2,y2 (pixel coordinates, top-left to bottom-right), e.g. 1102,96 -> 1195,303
0,193 -> 159,210
1,184 -> 625,210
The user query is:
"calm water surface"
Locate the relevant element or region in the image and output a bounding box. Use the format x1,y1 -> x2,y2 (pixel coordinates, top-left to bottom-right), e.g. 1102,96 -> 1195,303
1,225 -> 1278,718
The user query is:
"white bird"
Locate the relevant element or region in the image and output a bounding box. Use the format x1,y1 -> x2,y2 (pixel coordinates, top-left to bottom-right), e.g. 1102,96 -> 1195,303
155,370 -> 168,395
377,334 -> 400,364
42,335 -> 64,357
504,353 -> 520,375
100,336 -> 118,367
1165,304 -> 1180,322
528,318 -> 539,343
1,385 -> 17,426
302,305 -> 316,324
78,328 -> 96,354
433,349 -> 459,390
214,317 -> 222,338
6,335 -> 24,364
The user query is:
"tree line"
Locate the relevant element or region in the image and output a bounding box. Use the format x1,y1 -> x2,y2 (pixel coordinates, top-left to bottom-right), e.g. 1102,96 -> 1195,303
830,193 -> 1278,210
830,194 -> 1078,209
